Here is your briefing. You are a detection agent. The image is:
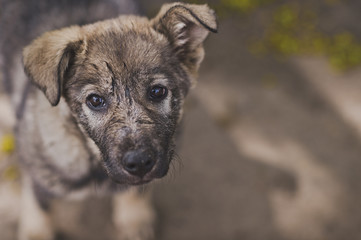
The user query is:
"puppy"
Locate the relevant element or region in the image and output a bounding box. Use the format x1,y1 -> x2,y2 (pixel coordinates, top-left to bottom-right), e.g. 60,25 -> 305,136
17,2 -> 217,240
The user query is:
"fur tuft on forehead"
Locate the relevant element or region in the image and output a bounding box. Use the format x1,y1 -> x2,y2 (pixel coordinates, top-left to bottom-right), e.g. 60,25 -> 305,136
23,2 -> 217,106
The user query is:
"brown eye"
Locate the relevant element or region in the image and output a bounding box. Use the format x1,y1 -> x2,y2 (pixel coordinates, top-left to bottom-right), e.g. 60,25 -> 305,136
149,85 -> 168,101
86,94 -> 106,110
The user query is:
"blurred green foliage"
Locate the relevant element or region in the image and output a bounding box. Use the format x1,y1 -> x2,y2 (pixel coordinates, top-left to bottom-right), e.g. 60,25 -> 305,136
220,0 -> 274,13
188,0 -> 274,15
252,4 -> 361,70
328,33 -> 361,70
187,0 -> 361,71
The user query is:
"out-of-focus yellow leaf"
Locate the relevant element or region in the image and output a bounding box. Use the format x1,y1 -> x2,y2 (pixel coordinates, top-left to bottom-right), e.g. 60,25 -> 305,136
1,134 -> 15,154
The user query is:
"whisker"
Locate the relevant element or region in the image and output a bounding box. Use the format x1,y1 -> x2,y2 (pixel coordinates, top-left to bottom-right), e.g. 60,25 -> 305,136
166,151 -> 183,183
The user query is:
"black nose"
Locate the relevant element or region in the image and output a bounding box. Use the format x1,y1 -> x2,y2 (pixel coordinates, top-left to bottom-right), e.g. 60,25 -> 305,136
122,150 -> 156,178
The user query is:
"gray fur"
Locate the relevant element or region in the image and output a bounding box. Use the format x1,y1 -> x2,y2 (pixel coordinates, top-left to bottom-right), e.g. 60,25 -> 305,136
3,1 -> 217,239
20,2 -> 217,198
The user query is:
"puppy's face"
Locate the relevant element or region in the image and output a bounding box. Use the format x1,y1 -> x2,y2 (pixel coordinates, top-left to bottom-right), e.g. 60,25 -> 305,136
23,3 -> 217,185
63,23 -> 189,184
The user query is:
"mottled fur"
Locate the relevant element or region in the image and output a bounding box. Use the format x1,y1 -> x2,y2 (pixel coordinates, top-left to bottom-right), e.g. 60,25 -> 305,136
16,2 -> 216,240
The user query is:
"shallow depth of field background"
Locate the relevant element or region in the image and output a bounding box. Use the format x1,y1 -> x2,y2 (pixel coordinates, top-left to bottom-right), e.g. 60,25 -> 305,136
1,0 -> 361,239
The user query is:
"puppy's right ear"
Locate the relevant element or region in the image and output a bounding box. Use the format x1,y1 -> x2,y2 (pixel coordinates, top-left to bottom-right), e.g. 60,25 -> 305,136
151,2 -> 217,86
23,26 -> 83,106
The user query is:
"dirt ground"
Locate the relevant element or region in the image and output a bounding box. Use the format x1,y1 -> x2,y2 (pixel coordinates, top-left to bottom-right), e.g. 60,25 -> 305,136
1,1 -> 361,240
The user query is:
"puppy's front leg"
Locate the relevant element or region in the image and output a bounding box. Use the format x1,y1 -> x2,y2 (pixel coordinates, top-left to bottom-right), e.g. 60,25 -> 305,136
112,188 -> 155,240
18,176 -> 54,240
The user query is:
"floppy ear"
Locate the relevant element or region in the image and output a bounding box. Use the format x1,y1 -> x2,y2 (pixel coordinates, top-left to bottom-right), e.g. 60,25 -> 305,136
23,26 -> 83,106
152,2 -> 217,79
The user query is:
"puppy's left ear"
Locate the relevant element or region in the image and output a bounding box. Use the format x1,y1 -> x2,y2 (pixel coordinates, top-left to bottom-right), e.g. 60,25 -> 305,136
152,2 -> 217,82
23,26 -> 83,106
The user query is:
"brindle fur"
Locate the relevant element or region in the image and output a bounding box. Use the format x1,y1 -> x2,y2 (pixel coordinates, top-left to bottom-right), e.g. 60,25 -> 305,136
15,2 -> 217,240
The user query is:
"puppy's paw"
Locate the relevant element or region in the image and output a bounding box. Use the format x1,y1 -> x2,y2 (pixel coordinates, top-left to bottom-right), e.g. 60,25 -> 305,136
118,221 -> 155,240
18,177 -> 54,240
113,189 -> 155,240
18,233 -> 54,240
18,225 -> 54,240
18,212 -> 54,240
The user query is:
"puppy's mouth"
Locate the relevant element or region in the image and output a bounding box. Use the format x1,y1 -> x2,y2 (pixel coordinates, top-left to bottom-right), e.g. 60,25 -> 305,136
103,154 -> 170,186
109,174 -> 151,185
125,178 -> 152,186
106,167 -> 168,186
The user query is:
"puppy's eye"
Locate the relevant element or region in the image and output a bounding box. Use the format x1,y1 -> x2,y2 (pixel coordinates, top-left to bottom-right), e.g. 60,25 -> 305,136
86,94 -> 106,110
148,85 -> 168,101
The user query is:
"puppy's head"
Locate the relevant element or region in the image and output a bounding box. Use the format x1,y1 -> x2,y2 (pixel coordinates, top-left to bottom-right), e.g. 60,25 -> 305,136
23,3 -> 217,185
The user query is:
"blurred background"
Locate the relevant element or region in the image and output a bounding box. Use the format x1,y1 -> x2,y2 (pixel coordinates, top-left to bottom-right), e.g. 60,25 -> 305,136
1,0 -> 361,239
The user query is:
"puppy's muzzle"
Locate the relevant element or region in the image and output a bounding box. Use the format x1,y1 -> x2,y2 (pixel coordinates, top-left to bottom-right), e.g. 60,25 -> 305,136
122,149 -> 156,178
